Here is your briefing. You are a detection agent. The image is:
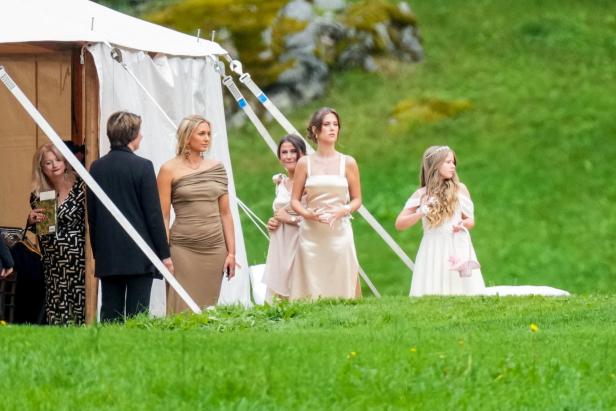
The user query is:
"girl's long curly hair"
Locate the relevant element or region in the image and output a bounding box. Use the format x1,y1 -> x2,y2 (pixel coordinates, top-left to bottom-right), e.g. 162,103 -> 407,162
420,146 -> 459,227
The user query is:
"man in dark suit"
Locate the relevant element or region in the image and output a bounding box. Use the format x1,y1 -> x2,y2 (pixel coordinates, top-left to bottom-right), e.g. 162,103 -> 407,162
87,111 -> 173,322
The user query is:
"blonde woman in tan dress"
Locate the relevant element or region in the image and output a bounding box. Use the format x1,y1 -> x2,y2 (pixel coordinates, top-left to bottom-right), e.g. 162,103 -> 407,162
157,115 -> 236,313
289,107 -> 362,300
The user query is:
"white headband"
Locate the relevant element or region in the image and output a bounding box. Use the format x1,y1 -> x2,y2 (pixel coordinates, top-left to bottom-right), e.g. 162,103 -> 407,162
425,145 -> 450,159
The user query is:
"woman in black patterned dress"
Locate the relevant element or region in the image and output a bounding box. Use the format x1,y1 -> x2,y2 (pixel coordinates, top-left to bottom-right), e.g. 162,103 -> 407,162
27,143 -> 86,325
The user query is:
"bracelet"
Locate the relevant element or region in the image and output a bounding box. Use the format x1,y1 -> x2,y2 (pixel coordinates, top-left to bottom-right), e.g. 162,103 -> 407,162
227,253 -> 235,257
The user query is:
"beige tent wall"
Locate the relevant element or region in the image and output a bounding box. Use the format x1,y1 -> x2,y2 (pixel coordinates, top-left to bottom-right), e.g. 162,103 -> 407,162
0,44 -> 72,228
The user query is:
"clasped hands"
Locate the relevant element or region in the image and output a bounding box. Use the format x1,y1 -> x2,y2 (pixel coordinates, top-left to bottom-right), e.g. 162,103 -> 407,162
267,208 -> 301,232
304,205 -> 350,228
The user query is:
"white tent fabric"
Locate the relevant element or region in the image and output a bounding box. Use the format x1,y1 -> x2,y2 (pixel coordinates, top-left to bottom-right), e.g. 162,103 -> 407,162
89,44 -> 251,313
2,0 -> 252,314
0,0 -> 226,57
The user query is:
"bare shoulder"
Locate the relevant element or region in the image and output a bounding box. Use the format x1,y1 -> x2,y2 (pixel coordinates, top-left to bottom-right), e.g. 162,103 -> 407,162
296,156 -> 308,169
159,157 -> 181,175
343,154 -> 359,169
458,182 -> 471,197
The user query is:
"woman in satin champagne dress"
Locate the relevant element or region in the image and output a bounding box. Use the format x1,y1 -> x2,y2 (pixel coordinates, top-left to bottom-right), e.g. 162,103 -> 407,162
157,115 -> 236,313
262,135 -> 307,301
288,107 -> 362,300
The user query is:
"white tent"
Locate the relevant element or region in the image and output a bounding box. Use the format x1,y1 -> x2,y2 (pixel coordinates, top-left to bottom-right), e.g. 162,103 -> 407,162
0,0 -> 251,317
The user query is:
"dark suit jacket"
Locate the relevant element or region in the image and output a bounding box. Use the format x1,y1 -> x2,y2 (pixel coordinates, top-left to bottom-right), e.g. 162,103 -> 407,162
0,238 -> 14,270
87,147 -> 170,278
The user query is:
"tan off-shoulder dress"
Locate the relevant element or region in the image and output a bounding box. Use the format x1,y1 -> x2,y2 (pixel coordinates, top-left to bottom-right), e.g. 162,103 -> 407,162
167,163 -> 228,313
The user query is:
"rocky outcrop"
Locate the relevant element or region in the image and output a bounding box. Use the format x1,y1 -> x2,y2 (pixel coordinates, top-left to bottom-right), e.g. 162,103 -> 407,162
148,0 -> 423,120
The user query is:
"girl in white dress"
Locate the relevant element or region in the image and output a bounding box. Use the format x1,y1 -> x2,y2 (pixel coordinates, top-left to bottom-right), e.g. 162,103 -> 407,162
395,146 -> 486,296
288,107 -> 362,300
262,135 -> 306,301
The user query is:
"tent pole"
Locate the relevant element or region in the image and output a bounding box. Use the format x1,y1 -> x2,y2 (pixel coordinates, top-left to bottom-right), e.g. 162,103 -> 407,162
0,65 -> 202,315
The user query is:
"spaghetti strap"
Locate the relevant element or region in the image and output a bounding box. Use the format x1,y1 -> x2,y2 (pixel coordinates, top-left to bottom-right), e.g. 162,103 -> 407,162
307,155 -> 312,177
339,154 -> 346,177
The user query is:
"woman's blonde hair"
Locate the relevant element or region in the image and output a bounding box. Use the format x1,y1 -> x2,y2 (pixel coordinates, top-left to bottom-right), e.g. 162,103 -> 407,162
176,115 -> 212,156
420,145 -> 459,227
31,143 -> 76,195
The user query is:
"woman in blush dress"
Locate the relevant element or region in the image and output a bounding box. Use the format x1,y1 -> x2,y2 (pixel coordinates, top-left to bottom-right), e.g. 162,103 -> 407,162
288,107 -> 362,300
262,134 -> 307,301
157,115 -> 236,313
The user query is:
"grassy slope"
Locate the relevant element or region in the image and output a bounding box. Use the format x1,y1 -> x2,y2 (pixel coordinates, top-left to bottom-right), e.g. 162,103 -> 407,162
229,0 -> 616,296
3,1 -> 616,409
2,296 -> 616,409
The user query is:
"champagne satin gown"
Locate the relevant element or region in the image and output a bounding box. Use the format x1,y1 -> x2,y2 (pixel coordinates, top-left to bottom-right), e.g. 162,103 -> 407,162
167,163 -> 228,313
289,154 -> 359,300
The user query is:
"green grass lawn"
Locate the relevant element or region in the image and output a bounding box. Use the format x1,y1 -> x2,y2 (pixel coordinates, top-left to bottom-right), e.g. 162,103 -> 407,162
3,0 -> 616,409
3,296 -> 616,410
228,0 -> 616,296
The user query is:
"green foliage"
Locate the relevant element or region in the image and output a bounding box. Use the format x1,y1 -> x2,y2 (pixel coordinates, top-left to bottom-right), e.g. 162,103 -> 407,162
229,0 -> 616,296
2,296 -> 616,409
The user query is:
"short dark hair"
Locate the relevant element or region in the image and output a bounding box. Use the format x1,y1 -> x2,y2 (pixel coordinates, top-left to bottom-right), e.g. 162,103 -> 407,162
106,111 -> 142,148
277,134 -> 307,159
306,107 -> 341,143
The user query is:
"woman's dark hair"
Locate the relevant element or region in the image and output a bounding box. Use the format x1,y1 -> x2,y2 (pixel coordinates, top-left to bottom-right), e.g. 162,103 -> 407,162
306,107 -> 341,143
106,111 -> 142,148
277,134 -> 307,159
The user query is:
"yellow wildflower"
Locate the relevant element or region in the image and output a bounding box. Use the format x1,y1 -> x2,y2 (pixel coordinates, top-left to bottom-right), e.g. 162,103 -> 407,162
530,323 -> 539,333
409,347 -> 417,353
347,351 -> 357,359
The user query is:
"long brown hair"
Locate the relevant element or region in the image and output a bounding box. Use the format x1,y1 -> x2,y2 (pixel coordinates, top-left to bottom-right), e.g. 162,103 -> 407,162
420,145 -> 459,227
31,143 -> 76,195
175,115 -> 212,156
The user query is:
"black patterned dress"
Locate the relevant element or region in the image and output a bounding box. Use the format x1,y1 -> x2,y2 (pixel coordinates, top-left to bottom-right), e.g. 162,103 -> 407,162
30,179 -> 86,325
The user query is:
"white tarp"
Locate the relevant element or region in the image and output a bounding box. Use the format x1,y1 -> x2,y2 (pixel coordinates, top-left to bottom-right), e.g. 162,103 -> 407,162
89,43 -> 251,313
0,0 -> 226,57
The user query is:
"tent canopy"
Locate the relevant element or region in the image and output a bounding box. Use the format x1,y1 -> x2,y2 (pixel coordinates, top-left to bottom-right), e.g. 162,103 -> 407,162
0,0 -> 227,57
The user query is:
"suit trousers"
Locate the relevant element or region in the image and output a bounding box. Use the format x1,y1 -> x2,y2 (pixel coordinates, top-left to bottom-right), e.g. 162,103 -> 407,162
99,274 -> 153,322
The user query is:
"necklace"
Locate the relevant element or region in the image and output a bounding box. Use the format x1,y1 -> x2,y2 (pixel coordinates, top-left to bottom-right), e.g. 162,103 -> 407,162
313,152 -> 340,174
184,157 -> 202,170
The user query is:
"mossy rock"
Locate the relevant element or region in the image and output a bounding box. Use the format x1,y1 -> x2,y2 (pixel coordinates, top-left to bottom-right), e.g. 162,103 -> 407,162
145,0 -> 289,87
343,0 -> 417,32
271,16 -> 309,55
390,97 -> 472,128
